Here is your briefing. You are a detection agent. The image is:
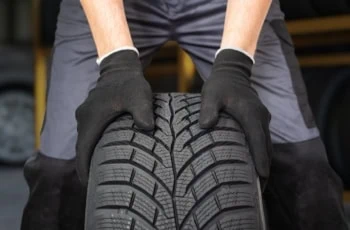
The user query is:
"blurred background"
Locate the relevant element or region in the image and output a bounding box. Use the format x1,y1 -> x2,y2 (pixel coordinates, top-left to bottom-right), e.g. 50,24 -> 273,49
0,0 -> 350,229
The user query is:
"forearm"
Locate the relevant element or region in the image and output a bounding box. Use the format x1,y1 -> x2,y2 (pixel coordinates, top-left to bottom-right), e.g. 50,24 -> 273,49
80,0 -> 134,57
221,0 -> 272,57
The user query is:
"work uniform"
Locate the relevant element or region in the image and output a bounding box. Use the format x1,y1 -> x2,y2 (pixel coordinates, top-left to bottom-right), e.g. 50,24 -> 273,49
22,0 -> 348,229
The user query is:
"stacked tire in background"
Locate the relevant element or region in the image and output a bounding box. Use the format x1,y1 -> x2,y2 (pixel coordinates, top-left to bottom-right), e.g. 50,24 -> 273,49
40,0 -> 62,46
279,0 -> 350,189
303,69 -> 350,189
312,0 -> 350,16
280,0 -> 350,19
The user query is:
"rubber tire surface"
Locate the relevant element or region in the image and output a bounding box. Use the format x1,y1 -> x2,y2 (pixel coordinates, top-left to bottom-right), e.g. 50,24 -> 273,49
311,0 -> 350,15
86,93 -> 264,230
316,71 -> 350,188
279,0 -> 318,19
40,0 -> 62,46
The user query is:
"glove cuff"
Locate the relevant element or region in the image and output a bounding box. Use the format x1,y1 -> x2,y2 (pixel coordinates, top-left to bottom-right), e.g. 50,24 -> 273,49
96,46 -> 139,65
212,49 -> 254,81
216,47 -> 255,64
97,48 -> 144,85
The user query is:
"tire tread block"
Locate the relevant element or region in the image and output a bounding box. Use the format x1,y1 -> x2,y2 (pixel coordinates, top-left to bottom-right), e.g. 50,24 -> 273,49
88,94 -> 260,230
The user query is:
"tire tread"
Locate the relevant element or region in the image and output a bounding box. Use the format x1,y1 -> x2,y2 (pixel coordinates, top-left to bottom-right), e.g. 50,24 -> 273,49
87,93 -> 261,230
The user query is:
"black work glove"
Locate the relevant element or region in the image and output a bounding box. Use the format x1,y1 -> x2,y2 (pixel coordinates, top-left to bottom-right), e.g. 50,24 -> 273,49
199,49 -> 272,179
75,50 -> 154,185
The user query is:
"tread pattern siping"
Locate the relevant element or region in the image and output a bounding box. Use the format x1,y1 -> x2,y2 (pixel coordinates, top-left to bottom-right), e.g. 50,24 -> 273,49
86,93 -> 261,230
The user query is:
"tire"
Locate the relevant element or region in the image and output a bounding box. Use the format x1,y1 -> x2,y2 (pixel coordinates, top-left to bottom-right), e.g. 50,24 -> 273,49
279,0 -> 318,20
310,0 -> 350,16
316,71 -> 350,188
85,93 -> 266,230
40,0 -> 62,46
0,87 -> 34,165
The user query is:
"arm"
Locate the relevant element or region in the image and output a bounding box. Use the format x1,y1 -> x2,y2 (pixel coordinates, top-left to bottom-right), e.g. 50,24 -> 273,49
200,0 -> 273,181
80,0 -> 134,57
221,0 -> 272,57
76,0 -> 154,185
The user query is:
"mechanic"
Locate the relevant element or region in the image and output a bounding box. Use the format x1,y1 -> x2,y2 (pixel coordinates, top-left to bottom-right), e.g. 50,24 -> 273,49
21,0 -> 348,229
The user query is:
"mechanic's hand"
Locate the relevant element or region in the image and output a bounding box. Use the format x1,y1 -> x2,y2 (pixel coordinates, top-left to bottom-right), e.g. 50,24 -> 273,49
75,50 -> 154,185
199,49 -> 272,179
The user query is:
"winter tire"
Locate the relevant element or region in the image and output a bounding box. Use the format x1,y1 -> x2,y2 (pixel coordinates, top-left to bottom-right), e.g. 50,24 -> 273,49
0,88 -> 34,165
279,0 -> 317,19
86,93 -> 266,230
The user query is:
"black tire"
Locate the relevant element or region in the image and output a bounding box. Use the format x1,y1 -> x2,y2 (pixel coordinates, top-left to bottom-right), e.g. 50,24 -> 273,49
279,0 -> 318,20
0,87 -> 34,165
310,0 -> 350,16
86,93 -> 265,230
40,0 -> 62,46
316,71 -> 350,188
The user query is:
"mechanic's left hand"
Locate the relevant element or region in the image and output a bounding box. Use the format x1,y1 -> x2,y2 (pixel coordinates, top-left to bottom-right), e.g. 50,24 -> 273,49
199,49 -> 272,179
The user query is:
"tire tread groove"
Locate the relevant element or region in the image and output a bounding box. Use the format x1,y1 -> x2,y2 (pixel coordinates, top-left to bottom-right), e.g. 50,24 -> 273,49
88,94 -> 261,230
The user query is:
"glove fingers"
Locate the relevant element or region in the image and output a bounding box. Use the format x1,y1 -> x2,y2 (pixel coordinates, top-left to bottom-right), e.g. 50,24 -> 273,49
76,131 -> 93,186
199,95 -> 221,129
129,102 -> 154,131
242,118 -> 271,179
263,121 -> 273,175
76,107 -> 121,186
225,106 -> 271,178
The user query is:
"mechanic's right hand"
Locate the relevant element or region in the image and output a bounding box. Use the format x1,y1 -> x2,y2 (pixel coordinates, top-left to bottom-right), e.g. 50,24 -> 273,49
75,50 -> 154,186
